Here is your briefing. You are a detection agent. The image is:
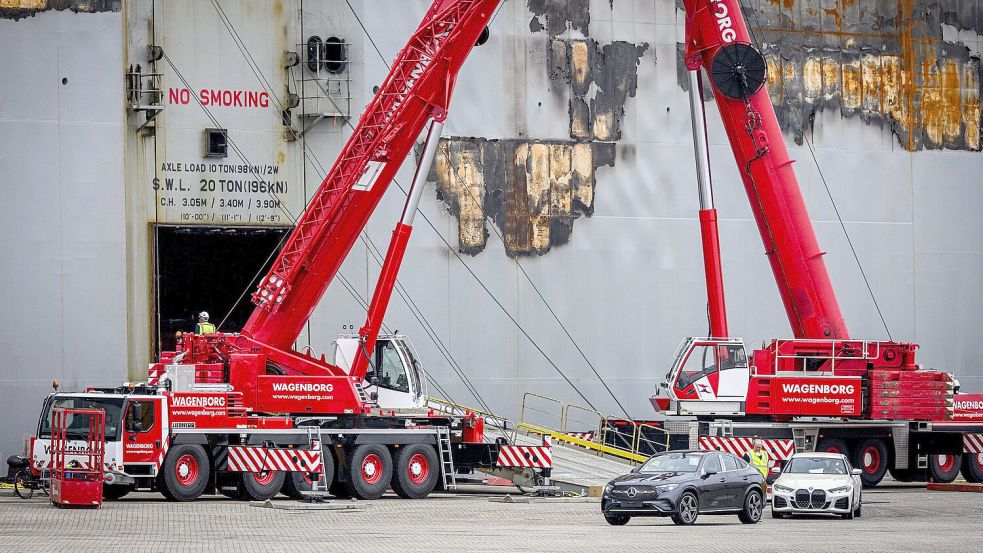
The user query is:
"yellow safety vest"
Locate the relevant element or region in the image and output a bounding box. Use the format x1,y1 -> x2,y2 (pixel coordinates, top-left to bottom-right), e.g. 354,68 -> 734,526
748,449 -> 769,477
196,322 -> 216,334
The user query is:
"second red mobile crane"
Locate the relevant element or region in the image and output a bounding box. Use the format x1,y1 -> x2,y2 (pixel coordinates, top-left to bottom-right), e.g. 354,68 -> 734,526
648,0 -> 983,487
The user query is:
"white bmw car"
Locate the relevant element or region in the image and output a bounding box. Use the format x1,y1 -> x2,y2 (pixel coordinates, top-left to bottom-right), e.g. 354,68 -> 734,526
771,452 -> 863,519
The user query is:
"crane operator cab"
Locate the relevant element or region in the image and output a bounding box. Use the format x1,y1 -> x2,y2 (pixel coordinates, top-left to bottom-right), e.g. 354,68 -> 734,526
654,338 -> 750,416
332,334 -> 427,409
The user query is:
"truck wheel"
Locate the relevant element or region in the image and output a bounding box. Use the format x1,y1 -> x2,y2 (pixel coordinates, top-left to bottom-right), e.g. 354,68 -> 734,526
929,454 -> 961,483
344,444 -> 392,500
239,470 -> 286,501
282,446 -> 336,499
391,444 -> 439,499
162,444 -> 210,502
816,438 -> 849,457
961,453 -> 983,483
887,467 -> 912,482
853,438 -> 889,488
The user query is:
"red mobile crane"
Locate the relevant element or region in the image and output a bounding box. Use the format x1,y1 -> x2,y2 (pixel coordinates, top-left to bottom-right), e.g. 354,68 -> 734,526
26,0 -> 554,502
647,0 -> 983,487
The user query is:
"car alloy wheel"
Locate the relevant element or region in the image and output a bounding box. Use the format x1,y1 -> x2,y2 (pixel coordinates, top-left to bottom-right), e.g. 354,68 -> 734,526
679,493 -> 698,523
747,492 -> 762,520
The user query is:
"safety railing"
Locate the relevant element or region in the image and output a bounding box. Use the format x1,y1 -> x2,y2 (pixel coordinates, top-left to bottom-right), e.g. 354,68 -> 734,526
764,339 -> 881,377
516,392 -> 670,464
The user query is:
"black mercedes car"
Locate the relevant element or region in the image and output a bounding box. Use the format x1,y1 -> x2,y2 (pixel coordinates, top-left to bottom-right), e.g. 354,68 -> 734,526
601,450 -> 766,525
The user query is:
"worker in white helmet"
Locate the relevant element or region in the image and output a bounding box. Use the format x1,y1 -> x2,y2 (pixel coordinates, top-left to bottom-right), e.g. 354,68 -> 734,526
195,311 -> 216,335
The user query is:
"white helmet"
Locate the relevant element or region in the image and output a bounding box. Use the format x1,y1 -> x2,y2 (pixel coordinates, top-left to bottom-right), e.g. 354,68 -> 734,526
199,311 -> 210,321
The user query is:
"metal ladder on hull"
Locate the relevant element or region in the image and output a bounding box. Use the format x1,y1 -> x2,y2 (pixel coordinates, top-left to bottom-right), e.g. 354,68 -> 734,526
437,426 -> 456,491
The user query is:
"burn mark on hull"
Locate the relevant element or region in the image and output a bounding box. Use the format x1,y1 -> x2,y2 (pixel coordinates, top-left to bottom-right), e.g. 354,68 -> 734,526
429,139 -> 615,257
551,38 -> 649,141
677,0 -> 983,151
0,0 -> 120,20
430,1 -> 647,256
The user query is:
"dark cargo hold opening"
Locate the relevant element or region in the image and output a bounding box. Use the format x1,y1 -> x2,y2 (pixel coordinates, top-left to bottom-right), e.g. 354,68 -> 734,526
152,225 -> 290,357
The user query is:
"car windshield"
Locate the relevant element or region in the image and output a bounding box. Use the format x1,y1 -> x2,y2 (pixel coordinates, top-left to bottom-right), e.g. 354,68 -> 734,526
639,452 -> 703,473
786,457 -> 847,475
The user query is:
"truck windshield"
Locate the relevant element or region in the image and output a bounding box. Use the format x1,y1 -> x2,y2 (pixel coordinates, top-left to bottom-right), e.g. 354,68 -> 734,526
786,457 -> 847,475
38,396 -> 125,441
639,452 -> 703,473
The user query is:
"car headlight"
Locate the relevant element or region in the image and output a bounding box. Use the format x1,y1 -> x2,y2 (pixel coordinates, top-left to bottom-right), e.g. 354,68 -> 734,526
829,485 -> 852,494
773,484 -> 793,493
604,483 -> 613,494
655,484 -> 678,493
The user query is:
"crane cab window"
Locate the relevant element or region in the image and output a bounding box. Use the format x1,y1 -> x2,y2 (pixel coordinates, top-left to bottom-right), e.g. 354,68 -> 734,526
367,340 -> 410,394
676,343 -> 747,389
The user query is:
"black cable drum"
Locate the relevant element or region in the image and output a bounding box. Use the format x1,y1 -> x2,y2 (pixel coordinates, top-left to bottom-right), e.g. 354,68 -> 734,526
710,43 -> 767,100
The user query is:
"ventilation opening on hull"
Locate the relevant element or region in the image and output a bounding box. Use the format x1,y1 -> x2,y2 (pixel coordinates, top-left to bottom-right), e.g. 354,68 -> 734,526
152,225 -> 289,357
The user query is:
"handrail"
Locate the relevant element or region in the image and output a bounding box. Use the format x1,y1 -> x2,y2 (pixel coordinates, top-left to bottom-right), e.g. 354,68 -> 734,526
518,392 -> 671,464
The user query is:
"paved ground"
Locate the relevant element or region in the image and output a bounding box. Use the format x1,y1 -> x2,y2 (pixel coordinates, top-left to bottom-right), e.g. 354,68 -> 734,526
1,482 -> 980,552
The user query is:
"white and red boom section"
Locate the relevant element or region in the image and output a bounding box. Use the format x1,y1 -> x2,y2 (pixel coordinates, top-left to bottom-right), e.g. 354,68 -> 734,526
158,0 -> 499,414
682,0 -> 848,341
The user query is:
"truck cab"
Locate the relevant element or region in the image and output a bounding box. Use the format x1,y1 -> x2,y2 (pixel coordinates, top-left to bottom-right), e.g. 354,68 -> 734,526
31,392 -> 166,495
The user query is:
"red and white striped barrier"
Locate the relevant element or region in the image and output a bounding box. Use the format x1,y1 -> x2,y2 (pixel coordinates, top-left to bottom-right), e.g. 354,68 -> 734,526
965,434 -> 983,454
227,447 -> 323,473
563,431 -> 595,442
699,436 -> 795,461
496,445 -> 553,468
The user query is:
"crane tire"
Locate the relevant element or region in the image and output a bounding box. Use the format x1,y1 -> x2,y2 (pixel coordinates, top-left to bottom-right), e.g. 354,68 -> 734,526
391,444 -> 439,499
929,453 -> 962,483
162,444 -> 210,502
852,438 -> 889,488
961,453 -> 983,483
343,444 -> 392,500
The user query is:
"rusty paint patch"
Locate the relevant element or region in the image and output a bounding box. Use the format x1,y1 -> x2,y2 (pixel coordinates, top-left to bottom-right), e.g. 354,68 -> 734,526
429,138 -> 614,257
0,0 -> 119,20
678,0 -> 983,151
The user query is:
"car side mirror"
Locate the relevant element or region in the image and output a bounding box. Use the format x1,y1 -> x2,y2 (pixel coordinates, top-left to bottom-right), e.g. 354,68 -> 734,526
630,466 -> 641,473
770,466 -> 781,475
703,468 -> 717,478
851,468 -> 862,476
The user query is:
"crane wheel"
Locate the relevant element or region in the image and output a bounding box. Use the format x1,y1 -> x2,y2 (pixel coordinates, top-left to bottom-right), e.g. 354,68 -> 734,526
343,444 -> 392,500
929,453 -> 962,483
816,438 -> 849,457
961,453 -> 983,483
852,438 -> 889,488
239,470 -> 286,501
391,444 -> 439,499
162,444 -> 211,502
887,467 -> 912,482
282,446 -> 336,499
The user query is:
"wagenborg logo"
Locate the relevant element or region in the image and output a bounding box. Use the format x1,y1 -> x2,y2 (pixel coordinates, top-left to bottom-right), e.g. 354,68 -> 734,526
271,383 -> 334,393
710,0 -> 737,43
955,400 -> 983,410
781,383 -> 855,395
171,396 -> 226,408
